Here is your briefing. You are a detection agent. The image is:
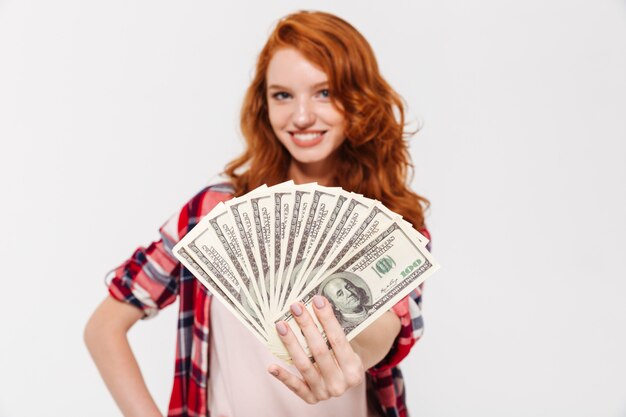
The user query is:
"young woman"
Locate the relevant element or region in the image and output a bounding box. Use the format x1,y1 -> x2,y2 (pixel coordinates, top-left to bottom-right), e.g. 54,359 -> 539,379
85,10 -> 430,417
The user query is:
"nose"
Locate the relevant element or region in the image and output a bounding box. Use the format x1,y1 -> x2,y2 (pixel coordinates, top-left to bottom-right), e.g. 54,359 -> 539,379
293,98 -> 315,129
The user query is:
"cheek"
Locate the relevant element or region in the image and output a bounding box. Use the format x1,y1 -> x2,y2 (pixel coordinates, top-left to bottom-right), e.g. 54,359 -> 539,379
324,107 -> 345,126
267,104 -> 287,131
321,108 -> 346,140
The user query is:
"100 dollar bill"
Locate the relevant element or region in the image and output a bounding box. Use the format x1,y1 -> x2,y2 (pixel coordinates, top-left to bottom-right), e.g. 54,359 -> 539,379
272,220 -> 438,360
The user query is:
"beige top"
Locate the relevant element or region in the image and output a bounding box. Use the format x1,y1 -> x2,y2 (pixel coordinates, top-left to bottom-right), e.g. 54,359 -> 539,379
208,299 -> 368,417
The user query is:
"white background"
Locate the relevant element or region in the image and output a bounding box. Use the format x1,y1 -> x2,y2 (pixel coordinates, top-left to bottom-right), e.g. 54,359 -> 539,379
1,1 -> 625,416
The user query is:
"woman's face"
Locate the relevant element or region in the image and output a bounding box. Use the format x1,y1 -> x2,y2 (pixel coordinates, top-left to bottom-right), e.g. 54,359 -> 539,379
266,48 -> 346,168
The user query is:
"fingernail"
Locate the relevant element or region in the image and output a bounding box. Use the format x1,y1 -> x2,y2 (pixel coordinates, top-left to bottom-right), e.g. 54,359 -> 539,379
313,295 -> 325,309
276,321 -> 288,336
291,303 -> 303,316
268,368 -> 279,377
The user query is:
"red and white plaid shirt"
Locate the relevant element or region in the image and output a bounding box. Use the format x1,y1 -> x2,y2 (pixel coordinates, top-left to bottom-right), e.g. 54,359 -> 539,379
108,182 -> 429,417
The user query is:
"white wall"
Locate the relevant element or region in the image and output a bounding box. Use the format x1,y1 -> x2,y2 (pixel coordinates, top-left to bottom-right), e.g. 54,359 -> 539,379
1,1 -> 625,416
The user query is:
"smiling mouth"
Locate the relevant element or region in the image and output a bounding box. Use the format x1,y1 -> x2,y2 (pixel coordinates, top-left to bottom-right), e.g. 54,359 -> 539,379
290,130 -> 326,141
289,130 -> 326,147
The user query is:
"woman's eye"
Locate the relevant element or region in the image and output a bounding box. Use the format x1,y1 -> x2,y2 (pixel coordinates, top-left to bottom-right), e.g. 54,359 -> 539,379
272,92 -> 291,100
319,89 -> 330,98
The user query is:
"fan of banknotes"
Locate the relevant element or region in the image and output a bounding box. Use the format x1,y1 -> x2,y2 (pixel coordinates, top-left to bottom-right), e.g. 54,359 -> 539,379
173,181 -> 439,362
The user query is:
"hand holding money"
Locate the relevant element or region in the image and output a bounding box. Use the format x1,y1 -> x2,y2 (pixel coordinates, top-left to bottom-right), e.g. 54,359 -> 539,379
173,181 -> 440,363
267,294 -> 366,403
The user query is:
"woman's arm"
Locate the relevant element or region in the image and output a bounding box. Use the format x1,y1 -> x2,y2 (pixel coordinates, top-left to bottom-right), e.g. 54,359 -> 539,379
84,296 -> 162,417
349,310 -> 401,369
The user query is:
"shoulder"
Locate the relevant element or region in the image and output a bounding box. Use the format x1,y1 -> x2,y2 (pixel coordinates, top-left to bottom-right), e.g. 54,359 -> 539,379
160,174 -> 235,243
186,181 -> 235,218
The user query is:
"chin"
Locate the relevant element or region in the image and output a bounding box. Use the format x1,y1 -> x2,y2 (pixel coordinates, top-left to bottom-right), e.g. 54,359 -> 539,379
292,155 -> 333,165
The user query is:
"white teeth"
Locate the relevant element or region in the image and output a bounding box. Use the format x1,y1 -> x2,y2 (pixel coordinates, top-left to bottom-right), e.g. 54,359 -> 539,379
293,132 -> 323,141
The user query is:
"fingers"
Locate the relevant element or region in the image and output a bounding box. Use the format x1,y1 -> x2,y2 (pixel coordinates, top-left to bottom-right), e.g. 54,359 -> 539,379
312,295 -> 364,384
272,296 -> 365,403
289,302 -> 342,383
267,365 -> 316,404
274,320 -> 326,397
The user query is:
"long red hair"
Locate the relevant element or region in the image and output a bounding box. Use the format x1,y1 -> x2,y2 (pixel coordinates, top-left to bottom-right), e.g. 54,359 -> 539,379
224,11 -> 429,230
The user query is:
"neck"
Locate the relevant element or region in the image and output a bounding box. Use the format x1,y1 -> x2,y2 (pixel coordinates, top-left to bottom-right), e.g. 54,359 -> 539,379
287,158 -> 337,186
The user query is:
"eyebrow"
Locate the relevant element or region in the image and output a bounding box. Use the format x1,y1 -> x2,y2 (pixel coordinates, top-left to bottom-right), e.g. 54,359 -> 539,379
267,81 -> 329,90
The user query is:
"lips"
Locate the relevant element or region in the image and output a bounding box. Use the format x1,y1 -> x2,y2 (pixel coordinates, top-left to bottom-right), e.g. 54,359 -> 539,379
289,130 -> 326,148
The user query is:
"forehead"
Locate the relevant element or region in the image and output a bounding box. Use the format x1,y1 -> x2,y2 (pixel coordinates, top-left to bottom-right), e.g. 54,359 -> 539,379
266,48 -> 328,86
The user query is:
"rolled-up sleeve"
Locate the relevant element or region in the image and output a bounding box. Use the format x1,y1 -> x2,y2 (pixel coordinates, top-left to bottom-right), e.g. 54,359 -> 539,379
107,228 -> 181,318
